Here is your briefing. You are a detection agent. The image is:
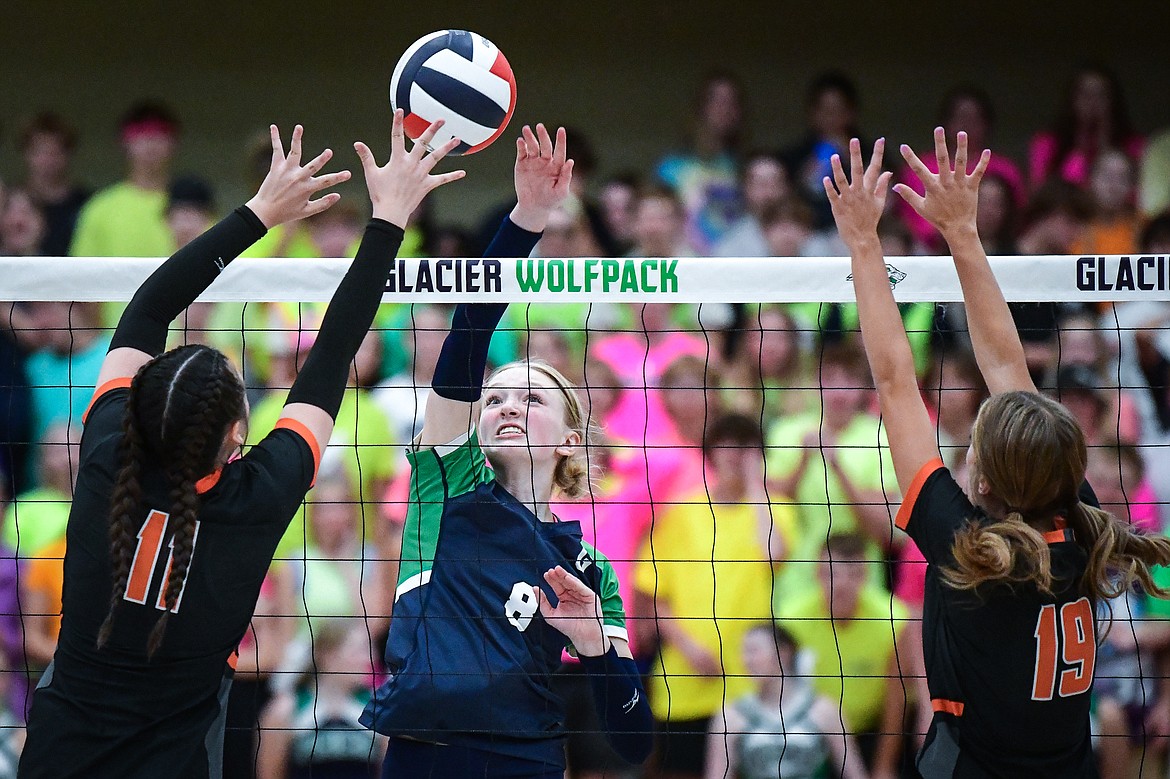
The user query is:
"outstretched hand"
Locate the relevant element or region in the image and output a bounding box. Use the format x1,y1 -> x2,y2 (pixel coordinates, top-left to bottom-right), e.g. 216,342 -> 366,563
533,566 -> 609,657
510,124 -> 574,232
354,109 -> 466,229
245,125 -> 352,229
823,138 -> 893,250
893,127 -> 990,240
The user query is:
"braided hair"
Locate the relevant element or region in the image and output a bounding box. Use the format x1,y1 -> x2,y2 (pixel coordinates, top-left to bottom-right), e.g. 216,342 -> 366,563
97,344 -> 246,657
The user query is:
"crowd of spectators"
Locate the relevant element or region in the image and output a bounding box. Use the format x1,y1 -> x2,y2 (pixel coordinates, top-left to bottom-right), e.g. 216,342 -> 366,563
2,63 -> 1170,778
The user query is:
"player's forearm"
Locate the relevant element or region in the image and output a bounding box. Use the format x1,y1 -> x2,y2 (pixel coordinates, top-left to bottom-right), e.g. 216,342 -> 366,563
945,227 -> 1034,393
849,237 -> 917,393
286,219 -> 403,418
430,216 -> 541,401
579,646 -> 654,764
110,206 -> 266,355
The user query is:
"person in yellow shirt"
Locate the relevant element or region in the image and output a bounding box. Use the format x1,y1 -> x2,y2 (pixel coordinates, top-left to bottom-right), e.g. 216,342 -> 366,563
248,327 -> 395,557
777,533 -> 913,777
766,341 -> 901,603
634,414 -> 794,779
70,102 -> 181,328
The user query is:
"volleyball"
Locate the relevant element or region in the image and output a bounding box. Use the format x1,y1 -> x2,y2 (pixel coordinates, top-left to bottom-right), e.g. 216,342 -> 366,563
389,30 -> 517,156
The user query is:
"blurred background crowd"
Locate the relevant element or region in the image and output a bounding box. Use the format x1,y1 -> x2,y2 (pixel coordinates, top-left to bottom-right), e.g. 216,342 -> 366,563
2,62 -> 1170,778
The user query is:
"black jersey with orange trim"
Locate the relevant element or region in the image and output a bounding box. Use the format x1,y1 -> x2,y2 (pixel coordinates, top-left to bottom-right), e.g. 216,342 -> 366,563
898,460 -> 1100,778
21,382 -> 320,778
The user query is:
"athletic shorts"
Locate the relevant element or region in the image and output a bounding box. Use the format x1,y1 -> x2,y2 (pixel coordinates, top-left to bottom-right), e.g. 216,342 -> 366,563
381,738 -> 563,779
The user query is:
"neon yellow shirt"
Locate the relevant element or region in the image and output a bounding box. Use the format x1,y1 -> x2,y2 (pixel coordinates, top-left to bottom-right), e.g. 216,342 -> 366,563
70,182 -> 174,259
2,486 -> 71,557
71,182 -> 175,328
778,584 -> 909,731
634,493 -> 789,721
766,410 -> 899,602
248,387 -> 396,556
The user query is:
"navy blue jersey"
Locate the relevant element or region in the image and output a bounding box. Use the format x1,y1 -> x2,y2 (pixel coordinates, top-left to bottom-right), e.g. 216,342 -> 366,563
21,380 -> 321,778
898,459 -> 1100,778
361,433 -> 627,768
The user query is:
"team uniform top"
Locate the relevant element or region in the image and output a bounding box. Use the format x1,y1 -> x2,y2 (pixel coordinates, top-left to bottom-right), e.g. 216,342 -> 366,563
23,381 -> 319,777
897,459 -> 1100,778
360,432 -> 627,768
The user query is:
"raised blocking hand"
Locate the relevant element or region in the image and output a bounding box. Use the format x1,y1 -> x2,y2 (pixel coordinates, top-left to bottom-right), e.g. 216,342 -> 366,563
822,138 -> 893,250
893,127 -> 991,240
510,123 -> 574,232
245,124 -> 352,229
354,109 -> 466,229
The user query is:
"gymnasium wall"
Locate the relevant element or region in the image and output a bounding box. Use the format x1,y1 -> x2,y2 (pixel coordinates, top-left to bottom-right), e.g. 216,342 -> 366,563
3,1 -> 1167,229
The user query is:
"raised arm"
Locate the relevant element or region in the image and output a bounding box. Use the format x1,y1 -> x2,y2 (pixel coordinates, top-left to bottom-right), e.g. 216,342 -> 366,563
895,128 -> 1033,394
96,125 -> 350,388
279,113 -> 465,450
418,124 -> 573,447
824,139 -> 940,493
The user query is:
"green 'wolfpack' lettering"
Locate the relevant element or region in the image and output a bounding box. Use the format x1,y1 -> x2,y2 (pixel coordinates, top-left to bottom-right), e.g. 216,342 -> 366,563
515,258 -> 679,293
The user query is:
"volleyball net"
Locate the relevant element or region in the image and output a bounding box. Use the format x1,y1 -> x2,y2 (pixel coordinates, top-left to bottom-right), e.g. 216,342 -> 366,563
1,252 -> 1168,774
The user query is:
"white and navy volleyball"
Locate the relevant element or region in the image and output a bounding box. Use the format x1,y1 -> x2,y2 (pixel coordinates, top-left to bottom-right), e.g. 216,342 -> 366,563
389,30 -> 517,156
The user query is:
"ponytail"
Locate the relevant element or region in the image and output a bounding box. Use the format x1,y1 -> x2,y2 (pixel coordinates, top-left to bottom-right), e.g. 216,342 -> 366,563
951,390 -> 1170,602
98,344 -> 244,657
1067,501 -> 1170,602
97,362 -> 153,649
943,502 -> 1170,605
943,512 -> 1055,595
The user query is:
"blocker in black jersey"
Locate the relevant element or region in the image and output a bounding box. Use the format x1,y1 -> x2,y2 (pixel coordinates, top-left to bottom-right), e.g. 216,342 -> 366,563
20,382 -> 319,778
897,459 -> 1101,778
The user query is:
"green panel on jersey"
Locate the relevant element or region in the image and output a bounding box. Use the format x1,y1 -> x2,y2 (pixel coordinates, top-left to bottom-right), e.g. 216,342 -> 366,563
396,432 -> 493,589
583,541 -> 627,632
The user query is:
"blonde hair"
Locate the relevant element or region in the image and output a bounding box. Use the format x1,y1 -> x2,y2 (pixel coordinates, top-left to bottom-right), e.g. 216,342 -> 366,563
484,358 -> 598,499
944,391 -> 1170,602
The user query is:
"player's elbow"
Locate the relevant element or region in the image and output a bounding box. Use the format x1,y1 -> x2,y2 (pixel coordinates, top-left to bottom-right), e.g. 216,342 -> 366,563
608,729 -> 654,765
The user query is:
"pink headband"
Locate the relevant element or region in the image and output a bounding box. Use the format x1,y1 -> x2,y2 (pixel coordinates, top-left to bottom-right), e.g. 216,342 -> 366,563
121,118 -> 177,143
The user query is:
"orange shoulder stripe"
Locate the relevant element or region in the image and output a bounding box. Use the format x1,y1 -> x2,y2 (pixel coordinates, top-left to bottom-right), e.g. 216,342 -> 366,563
895,457 -> 946,531
275,418 -> 322,484
1042,516 -> 1073,544
82,377 -> 133,424
931,698 -> 965,717
195,470 -> 222,495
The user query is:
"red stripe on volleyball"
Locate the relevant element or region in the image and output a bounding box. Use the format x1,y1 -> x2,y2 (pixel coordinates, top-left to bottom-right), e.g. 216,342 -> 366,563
465,50 -> 517,155
403,112 -> 431,142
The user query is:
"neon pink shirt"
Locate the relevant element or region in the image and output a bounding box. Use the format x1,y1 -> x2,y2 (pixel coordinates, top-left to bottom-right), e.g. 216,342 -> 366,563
555,440 -> 703,659
591,332 -> 708,446
1028,132 -> 1144,189
897,152 -> 1025,250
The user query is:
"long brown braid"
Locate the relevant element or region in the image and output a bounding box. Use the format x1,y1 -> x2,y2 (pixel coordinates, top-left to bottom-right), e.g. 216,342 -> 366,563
98,344 -> 246,657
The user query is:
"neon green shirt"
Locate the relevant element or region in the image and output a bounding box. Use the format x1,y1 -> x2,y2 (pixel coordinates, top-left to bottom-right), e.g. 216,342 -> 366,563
70,182 -> 174,259
2,486 -> 71,557
766,410 -> 900,603
778,584 -> 909,731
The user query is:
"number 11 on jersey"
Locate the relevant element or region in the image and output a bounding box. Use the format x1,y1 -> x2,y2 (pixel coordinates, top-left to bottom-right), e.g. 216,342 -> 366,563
124,510 -> 201,613
1032,597 -> 1096,701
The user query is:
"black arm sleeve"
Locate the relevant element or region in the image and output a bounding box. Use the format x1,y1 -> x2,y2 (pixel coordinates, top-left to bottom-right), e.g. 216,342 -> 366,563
285,219 -> 404,419
430,215 -> 542,402
579,647 -> 654,764
109,206 -> 267,355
